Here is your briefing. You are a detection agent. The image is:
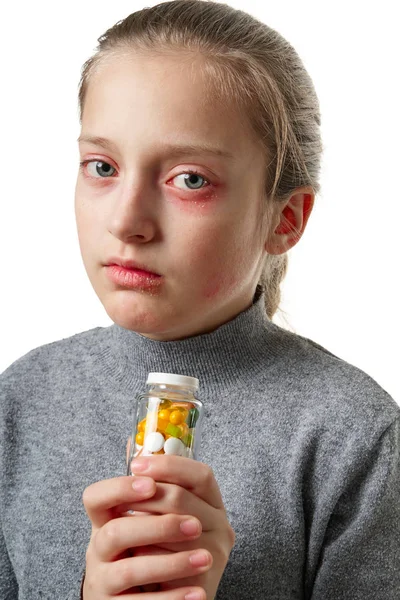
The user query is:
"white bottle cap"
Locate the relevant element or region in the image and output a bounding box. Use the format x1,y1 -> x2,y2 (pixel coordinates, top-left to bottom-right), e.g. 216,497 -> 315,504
146,372 -> 199,391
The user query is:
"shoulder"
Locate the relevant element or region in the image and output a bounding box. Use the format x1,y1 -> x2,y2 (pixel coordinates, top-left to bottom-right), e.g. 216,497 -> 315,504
0,325 -> 109,395
264,321 -> 400,438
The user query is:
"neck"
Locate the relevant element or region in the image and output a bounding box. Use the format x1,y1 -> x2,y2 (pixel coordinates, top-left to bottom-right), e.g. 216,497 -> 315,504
97,285 -> 279,395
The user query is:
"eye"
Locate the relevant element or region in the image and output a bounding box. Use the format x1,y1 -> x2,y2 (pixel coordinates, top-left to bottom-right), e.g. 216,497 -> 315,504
172,170 -> 209,191
79,160 -> 116,178
79,161 -> 210,191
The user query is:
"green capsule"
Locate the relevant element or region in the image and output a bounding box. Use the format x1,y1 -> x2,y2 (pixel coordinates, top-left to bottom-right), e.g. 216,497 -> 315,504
187,408 -> 199,428
181,433 -> 193,448
165,423 -> 181,438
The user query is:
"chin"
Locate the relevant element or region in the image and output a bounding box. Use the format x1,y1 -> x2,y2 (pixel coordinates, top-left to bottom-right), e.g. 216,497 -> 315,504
101,292 -> 176,335
105,302 -> 159,333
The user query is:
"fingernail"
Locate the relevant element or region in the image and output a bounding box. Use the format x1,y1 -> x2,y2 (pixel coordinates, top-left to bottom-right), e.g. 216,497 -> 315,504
185,592 -> 203,600
180,519 -> 201,536
130,458 -> 149,473
189,550 -> 210,568
131,478 -> 153,493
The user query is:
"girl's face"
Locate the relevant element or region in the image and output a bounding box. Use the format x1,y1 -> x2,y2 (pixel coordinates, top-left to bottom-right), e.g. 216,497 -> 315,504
75,52 -> 270,340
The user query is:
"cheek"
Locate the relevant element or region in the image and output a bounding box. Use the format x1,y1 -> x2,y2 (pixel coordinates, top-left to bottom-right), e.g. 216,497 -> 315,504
75,202 -> 100,262
187,227 -> 254,299
203,273 -> 239,299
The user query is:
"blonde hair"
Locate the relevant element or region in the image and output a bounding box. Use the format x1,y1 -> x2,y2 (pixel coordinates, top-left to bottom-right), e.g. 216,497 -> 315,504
77,0 -> 323,319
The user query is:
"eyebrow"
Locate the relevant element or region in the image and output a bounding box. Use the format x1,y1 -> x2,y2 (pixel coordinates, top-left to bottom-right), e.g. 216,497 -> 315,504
77,135 -> 235,160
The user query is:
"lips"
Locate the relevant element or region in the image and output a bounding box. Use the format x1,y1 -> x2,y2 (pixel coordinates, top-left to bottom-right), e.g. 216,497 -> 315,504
106,257 -> 160,276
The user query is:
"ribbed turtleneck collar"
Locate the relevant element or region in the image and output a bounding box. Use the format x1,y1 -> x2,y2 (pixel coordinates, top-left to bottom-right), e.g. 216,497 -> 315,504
97,286 -> 278,395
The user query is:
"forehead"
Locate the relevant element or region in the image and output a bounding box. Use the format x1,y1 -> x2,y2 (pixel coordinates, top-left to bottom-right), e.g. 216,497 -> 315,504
81,51 -> 262,161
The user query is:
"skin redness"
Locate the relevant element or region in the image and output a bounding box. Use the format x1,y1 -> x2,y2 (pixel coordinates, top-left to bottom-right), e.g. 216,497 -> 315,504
75,50 -> 269,341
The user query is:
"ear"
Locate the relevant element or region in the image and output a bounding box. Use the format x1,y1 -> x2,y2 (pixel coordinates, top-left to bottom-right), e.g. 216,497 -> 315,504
265,189 -> 314,255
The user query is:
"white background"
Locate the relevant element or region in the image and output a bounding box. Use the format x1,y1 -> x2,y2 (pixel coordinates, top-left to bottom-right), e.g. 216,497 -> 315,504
1,1 -> 399,403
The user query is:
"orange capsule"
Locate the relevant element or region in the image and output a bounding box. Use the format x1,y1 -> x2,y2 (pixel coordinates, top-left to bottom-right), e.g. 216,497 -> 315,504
159,399 -> 172,409
170,410 -> 185,425
137,419 -> 147,433
172,404 -> 189,415
157,418 -> 170,432
178,422 -> 189,439
135,431 -> 145,445
158,409 -> 171,421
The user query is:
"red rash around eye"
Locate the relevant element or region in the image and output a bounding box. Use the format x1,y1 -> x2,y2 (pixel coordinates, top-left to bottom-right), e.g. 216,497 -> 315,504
166,185 -> 223,214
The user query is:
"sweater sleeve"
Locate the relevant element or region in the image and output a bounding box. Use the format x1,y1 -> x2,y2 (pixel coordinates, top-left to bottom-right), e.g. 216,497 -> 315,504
0,522 -> 18,599
64,568 -> 85,600
311,416 -> 400,600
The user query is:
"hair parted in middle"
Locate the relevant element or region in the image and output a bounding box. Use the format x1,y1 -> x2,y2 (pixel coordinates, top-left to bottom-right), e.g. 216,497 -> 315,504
77,0 -> 324,319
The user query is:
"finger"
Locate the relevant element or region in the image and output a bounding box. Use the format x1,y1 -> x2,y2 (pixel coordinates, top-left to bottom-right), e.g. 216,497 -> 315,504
127,482 -> 221,531
82,476 -> 156,530
102,548 -> 213,595
131,544 -> 174,557
95,513 -> 202,562
101,587 -> 206,600
160,574 -> 206,592
144,529 -> 214,555
129,455 -> 224,509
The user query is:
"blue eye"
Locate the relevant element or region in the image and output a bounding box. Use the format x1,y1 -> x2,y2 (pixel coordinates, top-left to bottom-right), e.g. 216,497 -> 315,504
79,161 -> 210,191
173,170 -> 209,191
79,160 -> 116,178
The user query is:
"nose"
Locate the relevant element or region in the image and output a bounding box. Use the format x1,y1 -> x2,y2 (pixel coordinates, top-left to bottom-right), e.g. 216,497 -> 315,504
107,179 -> 158,243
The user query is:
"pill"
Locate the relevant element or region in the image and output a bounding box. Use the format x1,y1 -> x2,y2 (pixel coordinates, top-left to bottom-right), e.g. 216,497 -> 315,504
181,432 -> 193,447
158,409 -> 171,421
169,410 -> 185,425
164,437 -> 185,456
157,418 -> 169,432
144,431 -> 165,452
165,423 -> 181,437
159,399 -> 172,409
178,422 -> 189,439
137,419 -> 147,432
135,431 -> 145,445
188,408 -> 199,427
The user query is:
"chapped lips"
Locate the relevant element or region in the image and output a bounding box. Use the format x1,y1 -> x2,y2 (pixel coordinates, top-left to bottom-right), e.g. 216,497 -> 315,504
106,257 -> 161,276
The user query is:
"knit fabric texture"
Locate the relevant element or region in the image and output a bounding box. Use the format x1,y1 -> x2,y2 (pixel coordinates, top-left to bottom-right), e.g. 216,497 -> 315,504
1,288 -> 399,599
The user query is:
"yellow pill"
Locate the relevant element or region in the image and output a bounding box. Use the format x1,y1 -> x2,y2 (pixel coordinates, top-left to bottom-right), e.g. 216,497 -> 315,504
158,409 -> 171,421
170,410 -> 185,425
135,431 -> 145,445
159,399 -> 172,409
157,418 -> 170,432
171,404 -> 190,412
137,419 -> 147,432
178,422 -> 189,438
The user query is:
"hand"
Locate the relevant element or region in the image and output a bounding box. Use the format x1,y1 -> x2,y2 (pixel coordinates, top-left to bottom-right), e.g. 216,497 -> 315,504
126,454 -> 236,599
82,474 -> 210,599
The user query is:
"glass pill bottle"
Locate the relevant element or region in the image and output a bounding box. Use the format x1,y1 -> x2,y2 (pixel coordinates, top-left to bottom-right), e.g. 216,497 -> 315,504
126,372 -> 203,475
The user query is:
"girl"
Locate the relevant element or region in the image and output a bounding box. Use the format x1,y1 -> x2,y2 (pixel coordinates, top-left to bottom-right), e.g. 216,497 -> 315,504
1,1 -> 399,599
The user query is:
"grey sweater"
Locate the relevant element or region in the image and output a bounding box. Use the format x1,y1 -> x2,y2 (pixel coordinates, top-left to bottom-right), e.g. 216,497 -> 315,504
1,287 -> 399,599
